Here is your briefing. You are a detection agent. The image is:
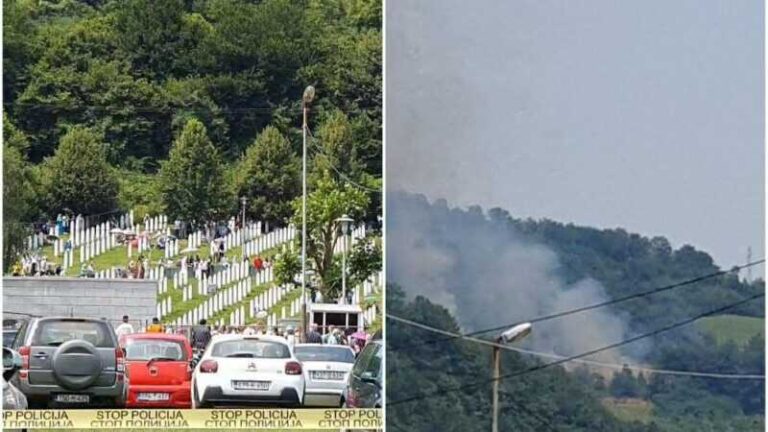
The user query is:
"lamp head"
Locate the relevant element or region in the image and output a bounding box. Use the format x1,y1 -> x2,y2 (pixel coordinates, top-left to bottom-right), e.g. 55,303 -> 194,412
499,323 -> 532,344
303,86 -> 316,105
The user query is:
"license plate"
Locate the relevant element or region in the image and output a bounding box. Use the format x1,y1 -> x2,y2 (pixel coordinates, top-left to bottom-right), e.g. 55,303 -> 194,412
312,371 -> 346,381
137,393 -> 170,401
232,380 -> 270,391
55,394 -> 89,404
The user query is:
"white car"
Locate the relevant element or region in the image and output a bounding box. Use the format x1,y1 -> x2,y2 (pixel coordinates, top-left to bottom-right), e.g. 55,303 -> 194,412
191,334 -> 305,407
294,344 -> 355,407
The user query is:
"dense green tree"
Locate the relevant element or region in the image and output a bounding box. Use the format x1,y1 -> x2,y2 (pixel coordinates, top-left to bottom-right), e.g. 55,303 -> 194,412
235,126 -> 300,227
610,366 -> 640,399
114,0 -> 188,79
274,250 -> 301,288
290,176 -> 369,297
3,144 -> 34,271
41,126 -> 118,216
159,119 -> 229,225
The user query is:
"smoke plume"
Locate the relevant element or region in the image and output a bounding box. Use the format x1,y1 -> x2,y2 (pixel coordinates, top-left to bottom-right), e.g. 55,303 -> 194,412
388,191 -> 634,363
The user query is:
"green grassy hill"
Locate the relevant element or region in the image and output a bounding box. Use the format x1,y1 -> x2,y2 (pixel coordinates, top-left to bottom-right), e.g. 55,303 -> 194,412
696,314 -> 764,346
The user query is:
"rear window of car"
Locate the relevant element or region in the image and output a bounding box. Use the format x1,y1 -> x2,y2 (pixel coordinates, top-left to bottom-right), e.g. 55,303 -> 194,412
124,339 -> 187,361
3,331 -> 17,348
294,346 -> 355,363
32,320 -> 114,348
352,342 -> 382,378
211,339 -> 290,359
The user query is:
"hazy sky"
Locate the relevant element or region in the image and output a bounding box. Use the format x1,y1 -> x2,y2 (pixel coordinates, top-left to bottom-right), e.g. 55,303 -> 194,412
387,0 -> 764,268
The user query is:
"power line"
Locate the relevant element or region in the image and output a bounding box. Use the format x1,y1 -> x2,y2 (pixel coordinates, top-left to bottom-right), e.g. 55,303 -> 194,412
392,259 -> 765,353
306,127 -> 382,194
387,292 -> 764,406
9,102 -> 285,114
387,313 -> 765,380
497,390 -> 560,432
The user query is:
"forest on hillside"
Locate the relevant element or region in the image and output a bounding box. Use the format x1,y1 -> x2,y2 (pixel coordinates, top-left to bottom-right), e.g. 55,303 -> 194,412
387,192 -> 764,431
3,0 -> 382,271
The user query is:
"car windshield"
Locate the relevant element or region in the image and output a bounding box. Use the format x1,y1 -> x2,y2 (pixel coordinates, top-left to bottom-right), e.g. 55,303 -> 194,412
32,320 -> 114,348
294,346 -> 355,363
211,339 -> 290,359
125,339 -> 186,361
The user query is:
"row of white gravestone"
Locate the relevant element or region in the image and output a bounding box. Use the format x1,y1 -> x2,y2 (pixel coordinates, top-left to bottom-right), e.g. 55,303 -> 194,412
50,220 -> 117,258
78,234 -> 118,263
218,222 -> 265,252
157,296 -> 173,319
173,269 -> 190,290
332,225 -> 368,254
162,239 -> 180,259
178,278 -> 256,326
142,215 -> 168,235
187,231 -> 204,250
227,305 -> 248,327
66,212 -> 132,249
225,225 -> 295,256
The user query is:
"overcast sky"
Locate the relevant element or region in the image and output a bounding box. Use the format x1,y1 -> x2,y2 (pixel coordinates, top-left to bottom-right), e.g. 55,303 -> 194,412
387,0 -> 764,268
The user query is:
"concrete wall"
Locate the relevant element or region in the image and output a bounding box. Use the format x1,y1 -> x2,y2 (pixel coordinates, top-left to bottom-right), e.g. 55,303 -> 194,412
3,277 -> 157,326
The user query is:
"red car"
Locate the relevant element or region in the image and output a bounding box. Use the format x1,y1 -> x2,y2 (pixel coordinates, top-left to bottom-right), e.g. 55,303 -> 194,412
121,333 -> 193,408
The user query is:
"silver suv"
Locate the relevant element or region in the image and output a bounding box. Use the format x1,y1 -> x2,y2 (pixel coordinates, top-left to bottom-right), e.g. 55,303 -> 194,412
10,317 -> 126,408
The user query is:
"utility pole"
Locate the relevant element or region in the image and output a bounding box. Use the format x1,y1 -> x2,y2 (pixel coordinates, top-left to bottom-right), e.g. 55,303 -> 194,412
240,196 -> 247,229
747,246 -> 753,282
491,345 -> 501,432
301,86 -> 315,342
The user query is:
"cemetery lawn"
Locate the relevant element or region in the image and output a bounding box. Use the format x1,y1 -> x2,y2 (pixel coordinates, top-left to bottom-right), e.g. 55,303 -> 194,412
35,237 -> 284,278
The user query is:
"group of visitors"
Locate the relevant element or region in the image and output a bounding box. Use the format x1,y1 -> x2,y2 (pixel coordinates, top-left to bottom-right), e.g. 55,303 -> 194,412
11,254 -> 62,276
305,323 -> 369,356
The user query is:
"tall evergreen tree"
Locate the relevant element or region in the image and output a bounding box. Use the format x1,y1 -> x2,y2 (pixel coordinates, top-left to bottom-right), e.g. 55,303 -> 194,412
235,126 -> 300,227
159,118 -> 228,225
42,126 -> 118,216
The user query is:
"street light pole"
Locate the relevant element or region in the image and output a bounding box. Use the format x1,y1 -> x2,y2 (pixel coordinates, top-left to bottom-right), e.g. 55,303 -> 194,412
491,323 -> 532,432
301,86 -> 315,342
341,234 -> 347,304
335,215 -> 353,305
492,346 -> 501,432
240,196 -> 247,228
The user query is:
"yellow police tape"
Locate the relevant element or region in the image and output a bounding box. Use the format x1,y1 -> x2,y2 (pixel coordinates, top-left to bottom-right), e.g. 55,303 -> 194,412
3,409 -> 382,429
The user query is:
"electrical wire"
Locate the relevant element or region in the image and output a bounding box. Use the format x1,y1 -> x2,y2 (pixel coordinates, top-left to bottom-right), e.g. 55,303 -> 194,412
306,126 -> 382,194
497,390 -> 560,432
387,292 -> 764,406
391,259 -> 765,353
387,313 -> 765,380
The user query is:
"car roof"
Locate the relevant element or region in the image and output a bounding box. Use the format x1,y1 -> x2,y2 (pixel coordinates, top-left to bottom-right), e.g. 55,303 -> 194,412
295,343 -> 352,349
123,333 -> 189,342
211,334 -> 288,344
34,317 -> 107,322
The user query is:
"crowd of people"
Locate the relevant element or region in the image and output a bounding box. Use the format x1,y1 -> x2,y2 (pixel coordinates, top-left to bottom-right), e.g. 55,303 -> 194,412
114,316 -> 370,358
11,254 -> 62,276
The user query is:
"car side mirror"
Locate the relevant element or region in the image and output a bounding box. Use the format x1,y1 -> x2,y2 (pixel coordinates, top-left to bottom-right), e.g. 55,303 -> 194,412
3,347 -> 22,380
360,371 -> 381,388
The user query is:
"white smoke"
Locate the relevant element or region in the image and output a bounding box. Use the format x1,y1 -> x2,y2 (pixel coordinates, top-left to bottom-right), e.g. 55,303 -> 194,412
388,192 -> 634,364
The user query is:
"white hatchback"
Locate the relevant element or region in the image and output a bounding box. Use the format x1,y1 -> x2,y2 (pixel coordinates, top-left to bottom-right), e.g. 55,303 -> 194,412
294,344 -> 356,407
191,335 -> 305,407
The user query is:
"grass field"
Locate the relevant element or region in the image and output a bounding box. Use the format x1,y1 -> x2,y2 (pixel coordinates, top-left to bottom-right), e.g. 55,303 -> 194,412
696,314 -> 764,346
601,397 -> 653,424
